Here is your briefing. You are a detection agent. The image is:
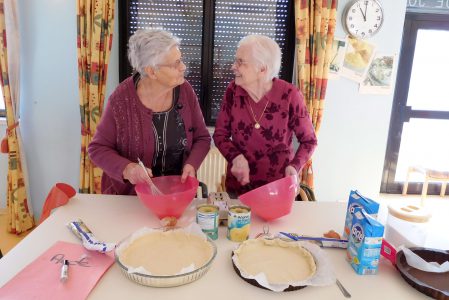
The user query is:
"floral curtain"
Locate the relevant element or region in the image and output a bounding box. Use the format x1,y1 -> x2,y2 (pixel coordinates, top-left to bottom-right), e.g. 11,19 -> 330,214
0,0 -> 34,233
77,0 -> 115,193
295,0 -> 337,188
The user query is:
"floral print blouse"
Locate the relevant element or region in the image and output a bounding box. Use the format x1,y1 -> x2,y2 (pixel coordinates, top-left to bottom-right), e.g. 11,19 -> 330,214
213,78 -> 318,196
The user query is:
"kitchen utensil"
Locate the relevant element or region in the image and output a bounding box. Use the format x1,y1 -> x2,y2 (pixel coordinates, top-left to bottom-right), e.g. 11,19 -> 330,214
396,247 -> 449,300
137,158 -> 163,195
135,175 -> 199,219
238,175 -> 298,221
336,279 -> 351,298
115,229 -> 217,287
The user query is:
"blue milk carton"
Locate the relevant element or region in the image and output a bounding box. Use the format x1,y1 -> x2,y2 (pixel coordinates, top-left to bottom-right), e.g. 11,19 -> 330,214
343,190 -> 379,240
346,207 -> 384,275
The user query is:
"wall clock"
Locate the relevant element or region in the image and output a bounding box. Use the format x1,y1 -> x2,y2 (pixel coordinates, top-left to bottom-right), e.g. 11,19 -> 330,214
343,0 -> 384,39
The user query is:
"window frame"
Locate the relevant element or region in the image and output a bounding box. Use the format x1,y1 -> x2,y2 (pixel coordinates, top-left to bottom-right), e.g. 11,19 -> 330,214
381,12 -> 449,195
118,0 -> 295,126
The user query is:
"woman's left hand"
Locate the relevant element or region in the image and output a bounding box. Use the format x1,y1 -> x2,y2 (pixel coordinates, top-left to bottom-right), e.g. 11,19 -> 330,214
181,164 -> 196,183
285,165 -> 298,178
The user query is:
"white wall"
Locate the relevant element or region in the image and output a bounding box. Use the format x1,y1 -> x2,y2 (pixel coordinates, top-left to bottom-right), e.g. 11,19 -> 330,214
313,1 -> 408,201
1,0 -> 406,219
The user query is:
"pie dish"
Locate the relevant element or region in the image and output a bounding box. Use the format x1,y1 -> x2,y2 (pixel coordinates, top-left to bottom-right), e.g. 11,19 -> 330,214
115,227 -> 217,287
232,238 -> 317,292
396,247 -> 449,300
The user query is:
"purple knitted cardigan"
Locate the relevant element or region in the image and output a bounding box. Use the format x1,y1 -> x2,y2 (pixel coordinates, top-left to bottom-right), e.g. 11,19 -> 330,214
88,76 -> 211,195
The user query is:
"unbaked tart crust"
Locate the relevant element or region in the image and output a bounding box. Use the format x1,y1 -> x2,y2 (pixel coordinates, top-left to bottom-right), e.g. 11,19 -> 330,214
234,238 -> 317,284
119,230 -> 214,276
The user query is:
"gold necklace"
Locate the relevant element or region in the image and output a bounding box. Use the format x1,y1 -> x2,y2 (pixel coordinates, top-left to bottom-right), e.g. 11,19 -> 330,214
248,99 -> 270,129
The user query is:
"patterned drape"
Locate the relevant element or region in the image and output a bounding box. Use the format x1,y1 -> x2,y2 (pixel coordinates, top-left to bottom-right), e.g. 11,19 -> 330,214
77,0 -> 115,193
0,0 -> 34,233
295,0 -> 337,188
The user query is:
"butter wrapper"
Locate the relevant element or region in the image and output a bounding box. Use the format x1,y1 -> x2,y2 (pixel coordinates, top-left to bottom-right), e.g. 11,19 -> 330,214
68,219 -> 115,253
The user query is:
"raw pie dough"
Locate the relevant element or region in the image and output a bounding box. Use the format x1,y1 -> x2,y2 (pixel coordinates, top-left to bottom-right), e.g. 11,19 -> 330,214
119,231 -> 213,276
234,238 -> 316,284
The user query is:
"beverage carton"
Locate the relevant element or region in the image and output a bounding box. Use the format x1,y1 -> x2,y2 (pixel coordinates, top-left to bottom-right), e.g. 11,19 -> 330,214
343,190 -> 379,240
346,207 -> 384,275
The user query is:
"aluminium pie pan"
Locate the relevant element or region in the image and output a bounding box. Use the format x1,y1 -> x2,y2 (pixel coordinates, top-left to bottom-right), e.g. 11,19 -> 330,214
396,247 -> 449,300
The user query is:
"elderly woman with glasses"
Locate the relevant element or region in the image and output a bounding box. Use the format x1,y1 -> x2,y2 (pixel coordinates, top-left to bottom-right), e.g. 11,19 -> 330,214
89,29 -> 211,195
213,35 -> 317,196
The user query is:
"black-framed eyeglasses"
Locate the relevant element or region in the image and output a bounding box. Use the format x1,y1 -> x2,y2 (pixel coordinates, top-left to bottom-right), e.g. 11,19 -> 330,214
157,57 -> 185,69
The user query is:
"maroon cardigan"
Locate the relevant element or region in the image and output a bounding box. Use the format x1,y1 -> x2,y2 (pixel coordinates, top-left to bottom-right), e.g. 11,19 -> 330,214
88,76 -> 211,195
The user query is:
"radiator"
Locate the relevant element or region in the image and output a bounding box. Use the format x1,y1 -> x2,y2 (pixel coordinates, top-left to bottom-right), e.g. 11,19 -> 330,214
197,146 -> 227,194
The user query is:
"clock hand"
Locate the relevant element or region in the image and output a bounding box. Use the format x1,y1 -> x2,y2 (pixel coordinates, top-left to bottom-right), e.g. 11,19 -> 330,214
359,7 -> 366,21
364,2 -> 368,21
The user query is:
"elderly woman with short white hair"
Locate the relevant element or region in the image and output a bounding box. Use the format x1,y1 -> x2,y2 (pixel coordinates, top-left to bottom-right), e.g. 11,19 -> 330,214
213,35 -> 317,196
89,29 -> 211,195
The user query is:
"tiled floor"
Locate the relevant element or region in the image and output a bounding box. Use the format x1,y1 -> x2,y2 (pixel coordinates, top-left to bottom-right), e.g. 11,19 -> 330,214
0,209 -> 34,255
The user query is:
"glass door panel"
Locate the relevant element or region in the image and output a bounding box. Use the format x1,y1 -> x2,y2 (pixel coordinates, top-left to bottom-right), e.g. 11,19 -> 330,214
407,29 -> 449,111
381,13 -> 449,195
395,118 -> 449,182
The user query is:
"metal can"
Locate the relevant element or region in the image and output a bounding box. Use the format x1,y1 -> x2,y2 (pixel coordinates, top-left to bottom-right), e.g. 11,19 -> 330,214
196,204 -> 219,240
227,205 -> 251,242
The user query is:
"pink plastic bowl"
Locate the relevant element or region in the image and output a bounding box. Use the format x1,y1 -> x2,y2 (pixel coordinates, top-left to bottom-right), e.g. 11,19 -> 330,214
135,175 -> 199,219
239,175 -> 298,221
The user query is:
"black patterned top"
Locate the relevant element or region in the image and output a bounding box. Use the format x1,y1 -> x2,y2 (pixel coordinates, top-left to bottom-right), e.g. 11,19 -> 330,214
151,87 -> 187,176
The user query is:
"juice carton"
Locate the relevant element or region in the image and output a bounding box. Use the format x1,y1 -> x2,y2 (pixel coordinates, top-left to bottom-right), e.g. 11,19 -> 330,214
343,190 -> 379,240
346,207 -> 384,275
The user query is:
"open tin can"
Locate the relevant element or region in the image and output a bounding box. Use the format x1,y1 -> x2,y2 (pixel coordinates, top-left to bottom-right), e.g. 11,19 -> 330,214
227,205 -> 251,242
196,204 -> 219,240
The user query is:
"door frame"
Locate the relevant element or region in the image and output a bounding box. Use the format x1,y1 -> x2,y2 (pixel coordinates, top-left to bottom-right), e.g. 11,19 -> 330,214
381,12 -> 449,194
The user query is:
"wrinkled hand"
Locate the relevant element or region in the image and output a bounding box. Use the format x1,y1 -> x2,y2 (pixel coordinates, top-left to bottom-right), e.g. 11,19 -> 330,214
285,165 -> 298,179
231,154 -> 250,185
181,164 -> 196,183
123,162 -> 153,185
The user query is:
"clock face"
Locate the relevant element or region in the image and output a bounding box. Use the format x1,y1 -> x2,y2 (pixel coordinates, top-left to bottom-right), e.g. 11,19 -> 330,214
344,0 -> 384,39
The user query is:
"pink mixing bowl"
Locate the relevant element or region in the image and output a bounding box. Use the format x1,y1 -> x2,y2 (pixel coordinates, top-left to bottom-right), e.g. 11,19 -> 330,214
135,175 -> 199,219
239,175 -> 298,221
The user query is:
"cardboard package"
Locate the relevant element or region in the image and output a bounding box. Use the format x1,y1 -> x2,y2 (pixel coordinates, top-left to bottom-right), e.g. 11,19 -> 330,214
343,190 -> 379,240
347,207 -> 384,275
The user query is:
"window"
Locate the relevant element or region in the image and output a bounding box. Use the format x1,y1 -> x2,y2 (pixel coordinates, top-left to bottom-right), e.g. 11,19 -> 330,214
381,12 -> 449,195
119,0 -> 295,125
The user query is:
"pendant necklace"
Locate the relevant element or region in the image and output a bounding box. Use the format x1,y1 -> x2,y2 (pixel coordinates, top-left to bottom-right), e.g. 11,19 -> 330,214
248,98 -> 270,129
